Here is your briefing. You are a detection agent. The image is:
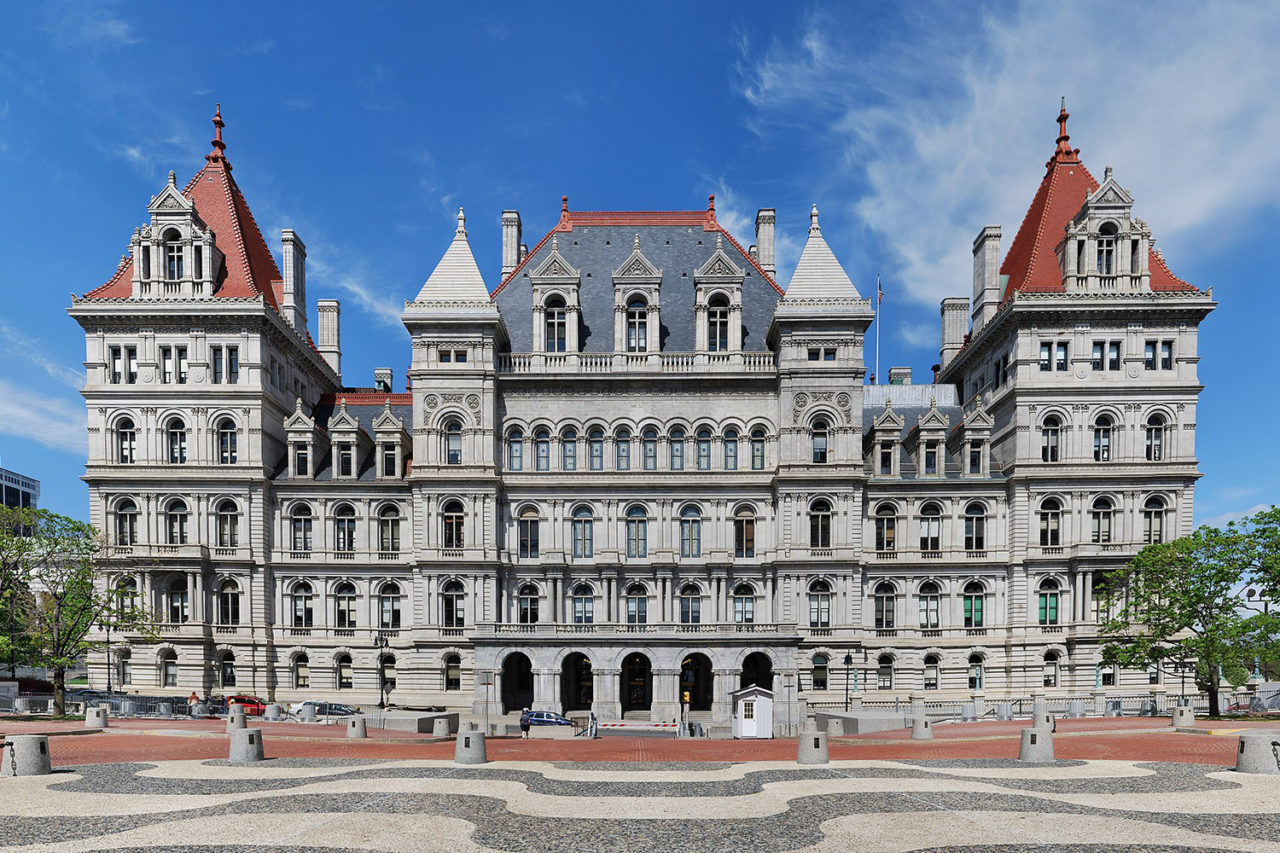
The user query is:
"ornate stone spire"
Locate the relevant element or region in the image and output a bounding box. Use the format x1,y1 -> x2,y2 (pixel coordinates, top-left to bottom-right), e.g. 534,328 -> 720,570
206,103 -> 228,166
456,207 -> 467,237
809,203 -> 821,235
1051,97 -> 1079,165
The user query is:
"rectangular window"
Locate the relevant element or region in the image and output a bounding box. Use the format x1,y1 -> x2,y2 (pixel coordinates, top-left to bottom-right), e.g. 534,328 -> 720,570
563,440 -> 576,471
680,596 -> 700,624
734,517 -> 755,558
1091,341 -> 1104,371
670,440 -> 684,470
589,438 -> 603,470
125,346 -> 137,383
616,440 -> 630,471
1055,342 -> 1069,371
294,443 -> 309,476
176,346 -> 188,383
724,439 -> 737,470
879,447 -> 892,475
226,346 -> 239,383
1160,340 -> 1173,370
963,595 -> 984,628
807,348 -> 820,361
454,349 -> 468,363
1108,341 -> 1121,371
1039,342 -> 1053,371
518,519 -> 539,559
573,596 -> 594,624
211,345 -> 223,383
823,348 -> 837,361
439,350 -> 451,363
161,346 -> 174,383
382,444 -> 397,477
338,445 -> 353,477
110,346 -> 123,384
968,443 -> 982,474
1144,340 -> 1157,370
923,444 -> 937,475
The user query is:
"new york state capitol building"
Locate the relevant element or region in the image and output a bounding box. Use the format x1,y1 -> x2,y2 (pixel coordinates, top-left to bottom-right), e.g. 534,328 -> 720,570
71,106 -> 1214,731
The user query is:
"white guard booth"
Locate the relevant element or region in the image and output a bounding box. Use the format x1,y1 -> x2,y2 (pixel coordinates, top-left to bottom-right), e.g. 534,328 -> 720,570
731,685 -> 775,739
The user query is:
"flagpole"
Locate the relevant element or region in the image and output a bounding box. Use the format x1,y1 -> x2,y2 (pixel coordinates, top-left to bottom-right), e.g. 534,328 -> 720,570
875,273 -> 881,385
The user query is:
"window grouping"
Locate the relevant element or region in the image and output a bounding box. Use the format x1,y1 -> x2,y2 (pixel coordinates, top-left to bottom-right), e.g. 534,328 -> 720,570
1038,340 -> 1069,372
501,422 -> 769,472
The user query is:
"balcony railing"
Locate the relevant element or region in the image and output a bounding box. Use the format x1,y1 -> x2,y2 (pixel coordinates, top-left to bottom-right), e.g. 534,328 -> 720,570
472,621 -> 795,637
497,351 -> 776,375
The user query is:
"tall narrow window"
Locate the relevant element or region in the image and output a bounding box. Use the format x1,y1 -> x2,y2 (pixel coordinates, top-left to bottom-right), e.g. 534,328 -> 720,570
572,584 -> 594,624
811,654 -> 829,690
291,506 -> 313,552
588,428 -> 604,470
1039,499 -> 1062,547
334,582 -> 358,629
517,584 -> 539,624
680,506 -> 702,557
561,429 -> 578,470
517,507 -> 540,558
1093,415 -> 1113,462
750,428 -> 765,470
963,581 -> 985,628
808,580 -> 831,628
679,584 -> 701,624
507,429 -> 524,471
615,428 -> 631,470
1038,578 -> 1060,625
534,429 -> 551,471
337,443 -> 354,477
877,654 -> 894,690
444,420 -> 463,465
875,505 -> 897,551
115,499 -> 138,545
294,443 -> 309,476
164,230 -> 183,280
626,298 -> 648,352
642,428 -> 658,470
707,295 -> 729,352
217,580 -> 241,626
337,654 -> 354,689
1041,416 -> 1061,463
733,507 -> 755,558
294,655 -> 311,689
442,500 -> 465,549
333,505 -> 356,552
572,507 -> 594,558
217,418 -> 237,464
211,345 -> 223,383
216,500 -> 239,547
626,506 -> 648,558
291,582 -> 314,628
1091,497 -> 1113,544
670,427 -> 685,470
723,428 -> 739,470
696,428 -> 712,470
626,584 -> 648,624
809,499 -> 831,549
226,346 -> 239,383
441,580 -> 465,628
161,652 -> 178,687
918,581 -> 940,629
445,655 -> 462,691
964,503 -> 986,551
1043,652 -> 1060,687
379,506 -> 401,553
1143,496 -> 1166,544
1145,414 -> 1166,461
166,418 -> 187,464
1097,223 -> 1116,274
732,584 -> 755,623
918,503 -> 941,552
811,419 -> 829,464
116,418 -> 136,464
545,297 -> 567,352
378,582 -> 403,629
167,577 -> 189,622
176,346 -> 188,384
874,582 -> 896,629
968,654 -> 984,690
166,499 -> 189,545
924,655 -> 939,690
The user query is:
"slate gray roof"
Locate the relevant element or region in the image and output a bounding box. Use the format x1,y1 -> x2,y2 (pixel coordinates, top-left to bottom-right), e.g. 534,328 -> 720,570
274,399 -> 413,483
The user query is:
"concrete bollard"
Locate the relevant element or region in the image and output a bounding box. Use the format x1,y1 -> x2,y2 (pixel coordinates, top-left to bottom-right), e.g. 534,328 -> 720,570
1031,696 -> 1048,718
228,728 -> 265,763
1,735 -> 52,776
1066,699 -> 1086,719
85,706 -> 109,728
996,702 -> 1013,721
826,718 -> 845,737
1032,712 -> 1055,730
263,704 -> 283,721
1172,706 -> 1195,727
347,717 -> 368,739
454,727 -> 488,765
14,697 -> 31,714
911,716 -> 933,740
432,717 -> 451,737
298,705 -> 317,723
961,703 -> 977,722
226,713 -> 247,733
1234,731 -> 1280,774
797,728 -> 829,765
1018,727 -> 1054,763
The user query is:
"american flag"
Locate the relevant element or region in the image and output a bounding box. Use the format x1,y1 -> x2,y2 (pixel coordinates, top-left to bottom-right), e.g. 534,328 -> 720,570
877,275 -> 883,305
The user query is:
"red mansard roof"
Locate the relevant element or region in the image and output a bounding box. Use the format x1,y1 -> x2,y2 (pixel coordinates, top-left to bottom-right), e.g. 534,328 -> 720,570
1000,105 -> 1195,302
85,105 -> 284,311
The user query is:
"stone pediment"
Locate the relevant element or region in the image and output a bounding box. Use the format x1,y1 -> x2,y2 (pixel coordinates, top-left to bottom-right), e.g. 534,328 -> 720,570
613,235 -> 662,283
148,172 -> 195,216
872,399 -> 904,432
531,236 -> 580,283
284,398 -> 315,431
372,401 -> 405,434
916,400 -> 950,432
695,234 -> 745,282
327,398 -> 360,433
963,402 -> 995,430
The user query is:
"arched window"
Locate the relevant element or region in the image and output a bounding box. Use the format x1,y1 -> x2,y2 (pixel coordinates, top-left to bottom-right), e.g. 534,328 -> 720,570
1143,496 -> 1167,544
669,427 -> 686,470
167,576 -> 189,623
444,420 -> 463,465
441,580 -> 465,628
808,579 -> 831,628
219,652 -> 236,688
333,504 -> 356,552
733,506 -> 756,558
588,428 -> 605,470
291,582 -> 314,628
517,583 -> 539,624
294,654 -> 311,689
918,581 -> 940,629
216,500 -> 239,548
571,506 -> 594,558
679,583 -> 701,624
116,417 -> 136,464
695,428 -> 712,470
444,654 -> 462,691
626,505 -> 649,558
708,294 -> 730,352
750,427 -> 766,470
336,653 -> 354,690
968,653 -> 984,690
811,418 -> 829,464
964,503 -> 986,551
724,428 -> 739,470
291,505 -> 313,552
626,297 -> 648,352
507,428 -> 524,471
561,428 -> 578,471
162,228 -> 183,280
545,297 -> 567,352
680,506 -> 702,557
115,499 -> 138,545
378,581 -> 403,629
875,504 -> 897,552
1145,414 -> 1166,461
615,428 -> 631,470
534,429 -> 551,471
877,654 -> 894,690
118,649 -> 133,686
919,503 -> 941,552
115,577 -> 138,610
1039,498 -> 1062,547
517,506 -> 540,558
380,655 -> 397,692
572,583 -> 594,624
732,583 -> 755,624
166,417 -> 187,464
442,500 -> 465,549
809,499 -> 832,549
625,583 -> 648,624
1097,221 -> 1117,274
1090,497 -> 1114,544
1043,651 -> 1060,688
642,428 -> 658,470
963,580 -> 985,628
334,581 -> 358,629
217,418 -> 237,464
379,505 -> 401,553
1093,415 -> 1113,462
160,650 -> 178,687
1041,416 -> 1061,463
924,654 -> 940,690
874,581 -> 896,629
1038,578 -> 1060,626
811,653 -> 829,690
165,499 -> 188,545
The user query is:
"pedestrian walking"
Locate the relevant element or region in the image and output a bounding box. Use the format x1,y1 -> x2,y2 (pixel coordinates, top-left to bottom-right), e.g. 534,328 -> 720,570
519,708 -> 531,739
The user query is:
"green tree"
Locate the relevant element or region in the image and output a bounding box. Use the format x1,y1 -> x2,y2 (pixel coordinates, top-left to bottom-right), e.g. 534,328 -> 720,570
1098,524 -> 1263,718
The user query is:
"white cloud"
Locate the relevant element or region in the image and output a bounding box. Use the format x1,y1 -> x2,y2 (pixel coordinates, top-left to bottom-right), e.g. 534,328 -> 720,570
736,2 -> 1280,306
0,320 -> 82,389
700,177 -> 803,282
896,322 -> 935,349
1201,503 -> 1273,530
306,256 -> 404,330
0,378 -> 85,454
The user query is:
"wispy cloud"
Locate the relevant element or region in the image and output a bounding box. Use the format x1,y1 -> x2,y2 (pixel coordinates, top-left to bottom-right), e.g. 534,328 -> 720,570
0,319 -> 82,390
734,2 -> 1280,307
47,2 -> 141,47
307,257 -> 404,330
0,378 -> 85,454
896,322 -> 934,349
238,39 -> 275,56
1202,503 -> 1273,530
702,177 -> 802,282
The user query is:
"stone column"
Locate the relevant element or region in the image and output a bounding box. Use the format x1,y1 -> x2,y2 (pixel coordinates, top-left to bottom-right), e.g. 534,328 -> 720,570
652,668 -> 680,723
595,667 -> 621,719
535,668 -> 559,712
712,668 -> 735,726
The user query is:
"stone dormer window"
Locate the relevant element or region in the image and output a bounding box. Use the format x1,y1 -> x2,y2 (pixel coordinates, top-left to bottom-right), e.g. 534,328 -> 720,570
530,235 -> 581,353
613,235 -> 661,353
372,402 -> 408,480
694,234 -> 745,352
284,397 -> 319,479
131,170 -> 222,299
866,400 -> 903,478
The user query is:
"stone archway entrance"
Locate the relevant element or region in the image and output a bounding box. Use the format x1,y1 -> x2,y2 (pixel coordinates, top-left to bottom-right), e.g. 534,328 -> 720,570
741,651 -> 774,691
501,652 -> 534,713
620,652 -> 652,714
679,653 -> 713,711
561,652 -> 593,713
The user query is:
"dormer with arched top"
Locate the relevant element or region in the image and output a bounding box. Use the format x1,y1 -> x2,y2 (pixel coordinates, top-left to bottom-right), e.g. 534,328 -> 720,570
865,399 -> 905,478
612,235 -> 663,352
130,170 -> 224,299
530,235 -> 582,353
1059,165 -> 1152,293
693,233 -> 746,352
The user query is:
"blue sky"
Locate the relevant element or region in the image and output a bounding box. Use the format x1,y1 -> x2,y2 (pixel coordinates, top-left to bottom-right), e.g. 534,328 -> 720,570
1,1 -> 1277,526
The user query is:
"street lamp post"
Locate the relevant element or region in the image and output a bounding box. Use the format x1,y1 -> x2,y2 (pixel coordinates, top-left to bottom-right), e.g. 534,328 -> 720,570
1245,588 -> 1272,681
99,620 -> 113,695
376,634 -> 390,711
843,653 -> 854,712
782,671 -> 795,736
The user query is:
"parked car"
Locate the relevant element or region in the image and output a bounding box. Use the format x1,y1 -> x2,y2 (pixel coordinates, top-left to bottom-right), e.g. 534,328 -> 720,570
221,694 -> 268,715
290,699 -> 359,717
526,710 -> 574,726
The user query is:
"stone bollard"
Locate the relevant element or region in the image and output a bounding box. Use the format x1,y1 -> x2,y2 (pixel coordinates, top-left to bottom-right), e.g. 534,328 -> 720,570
85,706 -> 109,728
347,717 -> 368,739
228,728 -> 265,763
1172,706 -> 1195,727
226,712 -> 247,733
454,727 -> 488,765
826,718 -> 845,737
911,716 -> 933,740
298,704 -> 317,723
1066,699 -> 1086,719
1,735 -> 52,776
1018,727 -> 1054,763
797,728 -> 829,765
432,717 -> 451,737
1031,696 -> 1048,717
1032,712 -> 1055,730
961,703 -> 977,722
996,702 -> 1013,721
263,704 -> 283,721
1234,731 -> 1280,774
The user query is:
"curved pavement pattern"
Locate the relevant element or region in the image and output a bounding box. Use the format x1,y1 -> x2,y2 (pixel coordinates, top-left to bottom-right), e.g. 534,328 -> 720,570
0,758 -> 1277,852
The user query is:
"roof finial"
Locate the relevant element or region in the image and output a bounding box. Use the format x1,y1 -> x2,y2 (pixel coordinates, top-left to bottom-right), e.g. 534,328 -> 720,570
551,234 -> 558,251
708,193 -> 715,214
456,207 -> 467,236
1052,97 -> 1077,163
1104,164 -> 1113,181
715,232 -> 723,250
167,170 -> 176,186
208,103 -> 227,162
561,195 -> 569,213
809,203 -> 821,235
634,233 -> 640,250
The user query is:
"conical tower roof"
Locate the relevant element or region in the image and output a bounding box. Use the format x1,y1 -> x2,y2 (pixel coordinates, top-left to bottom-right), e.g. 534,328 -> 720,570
783,205 -> 863,302
412,207 -> 491,302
